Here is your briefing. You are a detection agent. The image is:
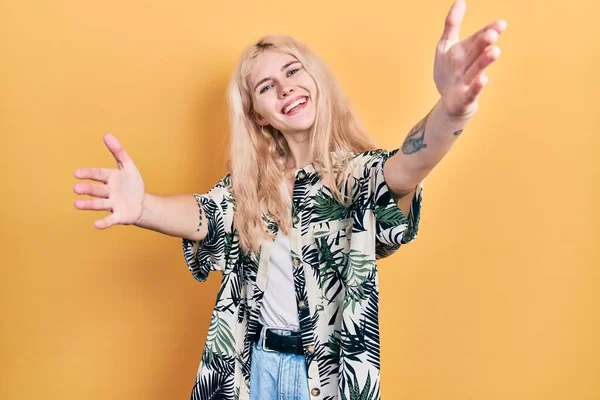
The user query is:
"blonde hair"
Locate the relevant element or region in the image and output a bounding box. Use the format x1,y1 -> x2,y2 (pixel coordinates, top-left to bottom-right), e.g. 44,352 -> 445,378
227,34 -> 378,254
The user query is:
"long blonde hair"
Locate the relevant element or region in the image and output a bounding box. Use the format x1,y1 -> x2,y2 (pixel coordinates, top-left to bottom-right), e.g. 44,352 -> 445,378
227,34 -> 377,254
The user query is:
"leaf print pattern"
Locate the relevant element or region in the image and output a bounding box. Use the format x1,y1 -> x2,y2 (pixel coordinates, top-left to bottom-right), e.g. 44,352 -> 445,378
181,148 -> 423,400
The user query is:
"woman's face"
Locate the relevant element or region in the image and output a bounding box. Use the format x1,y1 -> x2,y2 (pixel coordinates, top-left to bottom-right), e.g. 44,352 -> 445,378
248,50 -> 318,137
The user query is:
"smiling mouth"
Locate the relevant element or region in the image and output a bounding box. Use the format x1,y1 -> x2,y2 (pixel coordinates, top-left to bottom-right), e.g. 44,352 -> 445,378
282,97 -> 308,115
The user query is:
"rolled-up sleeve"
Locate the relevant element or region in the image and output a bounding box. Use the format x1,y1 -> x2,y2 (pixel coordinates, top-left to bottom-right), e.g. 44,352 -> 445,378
353,149 -> 424,259
182,174 -> 233,282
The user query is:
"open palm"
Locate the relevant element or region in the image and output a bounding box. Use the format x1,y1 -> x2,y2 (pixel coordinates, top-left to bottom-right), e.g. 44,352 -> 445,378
434,0 -> 507,119
73,134 -> 145,229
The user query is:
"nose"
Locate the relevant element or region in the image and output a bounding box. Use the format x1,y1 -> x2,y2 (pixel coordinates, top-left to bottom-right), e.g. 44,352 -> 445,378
279,85 -> 294,98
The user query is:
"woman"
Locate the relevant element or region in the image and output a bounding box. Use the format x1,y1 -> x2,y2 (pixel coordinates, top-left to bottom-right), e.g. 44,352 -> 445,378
73,1 -> 506,399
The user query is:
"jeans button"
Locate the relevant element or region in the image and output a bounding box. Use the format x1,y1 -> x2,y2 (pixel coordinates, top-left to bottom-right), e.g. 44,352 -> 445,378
311,388 -> 320,396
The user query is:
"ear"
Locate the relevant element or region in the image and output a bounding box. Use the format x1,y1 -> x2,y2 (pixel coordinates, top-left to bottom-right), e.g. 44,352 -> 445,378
251,109 -> 268,126
255,117 -> 268,126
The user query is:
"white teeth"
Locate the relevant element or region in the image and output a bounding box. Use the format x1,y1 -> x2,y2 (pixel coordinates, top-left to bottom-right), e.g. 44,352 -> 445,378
283,98 -> 307,114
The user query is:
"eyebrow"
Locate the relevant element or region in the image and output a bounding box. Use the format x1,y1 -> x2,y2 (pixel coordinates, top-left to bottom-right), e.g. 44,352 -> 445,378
253,60 -> 301,92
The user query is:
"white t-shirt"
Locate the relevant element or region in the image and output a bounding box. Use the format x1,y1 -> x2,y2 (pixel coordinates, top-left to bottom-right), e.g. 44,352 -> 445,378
258,179 -> 299,330
258,230 -> 300,330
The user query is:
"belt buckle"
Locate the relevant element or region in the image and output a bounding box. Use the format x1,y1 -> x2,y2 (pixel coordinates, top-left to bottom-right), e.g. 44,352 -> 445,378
261,325 -> 298,353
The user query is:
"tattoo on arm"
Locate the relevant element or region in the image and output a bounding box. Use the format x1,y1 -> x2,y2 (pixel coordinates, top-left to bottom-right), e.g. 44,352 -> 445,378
453,130 -> 463,136
402,115 -> 428,154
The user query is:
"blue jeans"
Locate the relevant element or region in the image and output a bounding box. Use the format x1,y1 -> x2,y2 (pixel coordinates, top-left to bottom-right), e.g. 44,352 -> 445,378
249,327 -> 311,400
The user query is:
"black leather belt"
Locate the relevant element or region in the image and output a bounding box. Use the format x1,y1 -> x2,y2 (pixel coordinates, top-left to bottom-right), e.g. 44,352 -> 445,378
253,323 -> 304,355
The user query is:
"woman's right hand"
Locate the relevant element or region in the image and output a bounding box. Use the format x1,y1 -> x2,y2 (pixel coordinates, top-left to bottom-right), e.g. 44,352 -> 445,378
74,133 -> 145,229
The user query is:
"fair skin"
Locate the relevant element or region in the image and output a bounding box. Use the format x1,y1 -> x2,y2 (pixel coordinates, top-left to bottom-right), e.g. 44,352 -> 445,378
73,135 -> 208,240
384,0 -> 507,200
247,1 -> 507,212
73,0 -> 505,239
247,50 -> 412,214
248,50 -> 316,199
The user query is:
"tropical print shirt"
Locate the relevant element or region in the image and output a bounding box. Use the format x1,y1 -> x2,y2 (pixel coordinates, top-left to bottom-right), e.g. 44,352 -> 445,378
182,148 -> 423,400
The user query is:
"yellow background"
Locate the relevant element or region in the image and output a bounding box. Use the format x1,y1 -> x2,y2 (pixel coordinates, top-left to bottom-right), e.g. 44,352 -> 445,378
1,0 -> 598,399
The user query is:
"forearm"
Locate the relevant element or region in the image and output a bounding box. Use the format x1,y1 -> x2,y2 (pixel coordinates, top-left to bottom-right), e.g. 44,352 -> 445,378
134,193 -> 207,241
385,98 -> 471,195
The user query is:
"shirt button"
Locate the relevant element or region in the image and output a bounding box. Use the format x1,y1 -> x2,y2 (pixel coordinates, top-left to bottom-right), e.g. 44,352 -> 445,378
297,170 -> 306,180
311,388 -> 320,396
298,300 -> 306,309
292,215 -> 299,225
292,257 -> 301,268
306,345 -> 315,354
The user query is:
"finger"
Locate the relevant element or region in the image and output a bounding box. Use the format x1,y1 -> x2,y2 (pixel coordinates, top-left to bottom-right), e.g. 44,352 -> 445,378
461,19 -> 507,50
463,73 -> 489,105
440,0 -> 467,43
463,45 -> 501,86
74,167 -> 112,183
464,29 -> 498,72
74,197 -> 111,211
94,213 -> 119,229
103,133 -> 132,170
73,182 -> 110,198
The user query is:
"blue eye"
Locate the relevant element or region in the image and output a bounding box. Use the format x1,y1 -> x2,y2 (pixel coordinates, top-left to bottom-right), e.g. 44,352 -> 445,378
259,85 -> 272,94
287,68 -> 299,76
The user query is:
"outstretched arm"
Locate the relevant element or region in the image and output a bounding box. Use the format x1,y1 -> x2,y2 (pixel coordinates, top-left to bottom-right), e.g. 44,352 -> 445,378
385,0 -> 508,201
73,133 -> 207,241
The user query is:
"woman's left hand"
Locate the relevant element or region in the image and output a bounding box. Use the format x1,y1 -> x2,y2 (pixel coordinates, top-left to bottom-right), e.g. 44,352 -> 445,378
434,0 -> 507,119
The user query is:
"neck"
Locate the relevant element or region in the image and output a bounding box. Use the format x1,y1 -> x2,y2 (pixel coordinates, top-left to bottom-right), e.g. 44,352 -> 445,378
281,129 -> 311,170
